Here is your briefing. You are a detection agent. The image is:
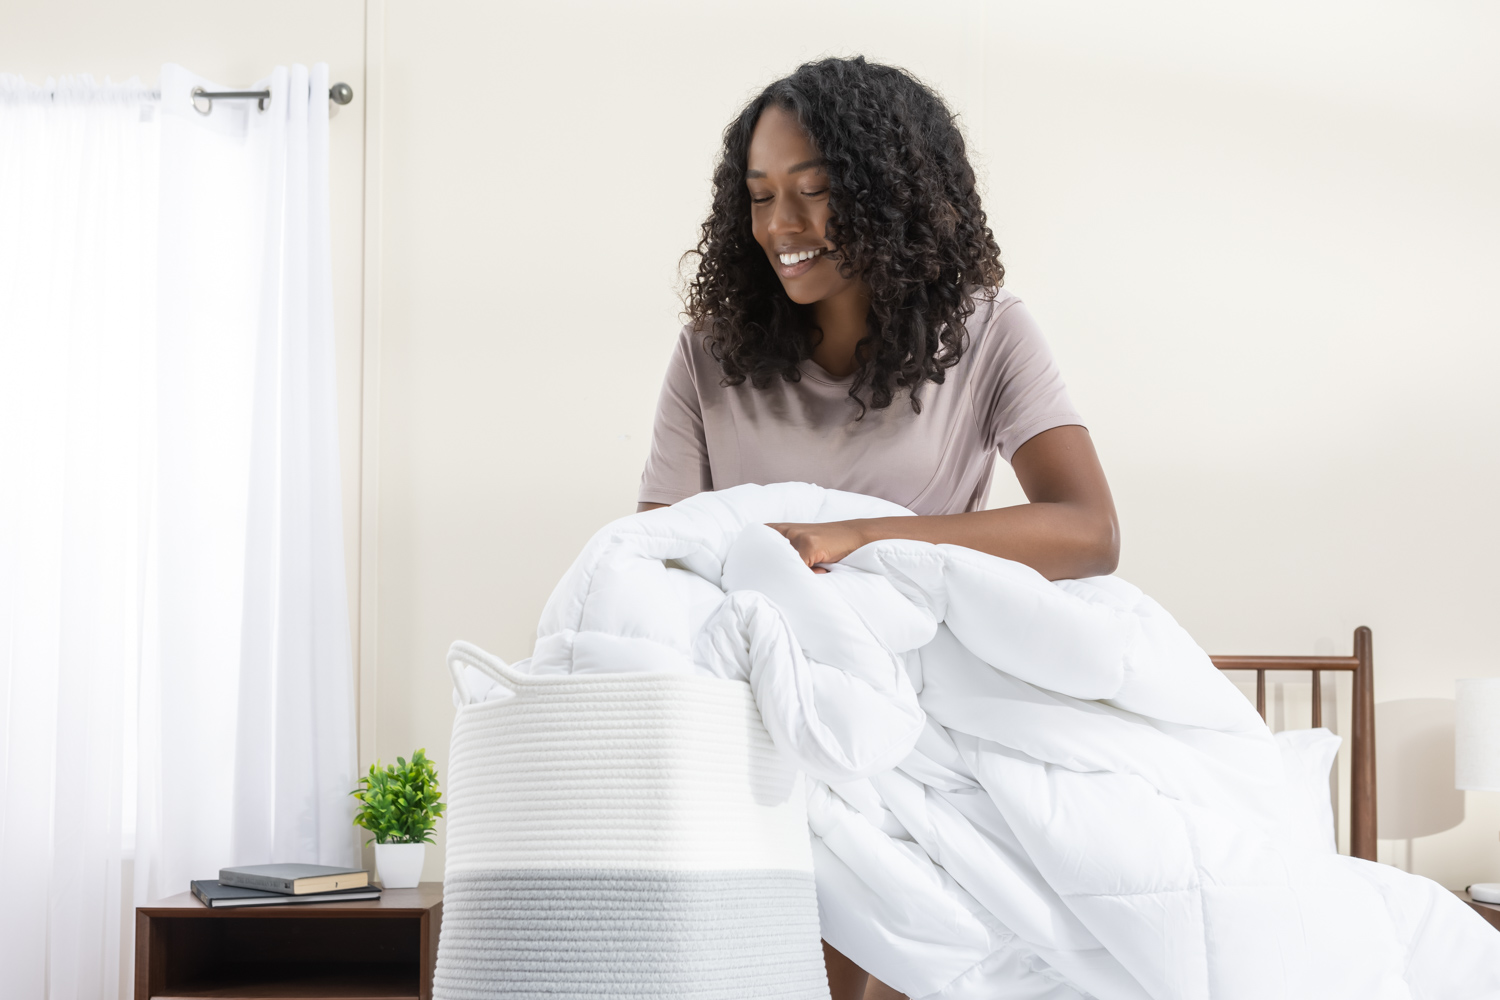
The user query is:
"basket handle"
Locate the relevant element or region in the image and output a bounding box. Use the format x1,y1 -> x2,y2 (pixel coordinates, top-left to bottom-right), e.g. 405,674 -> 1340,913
447,640 -> 527,704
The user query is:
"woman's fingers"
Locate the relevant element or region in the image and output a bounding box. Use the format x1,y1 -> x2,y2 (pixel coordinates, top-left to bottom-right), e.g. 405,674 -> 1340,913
767,522 -> 823,569
788,528 -> 823,566
766,521 -> 860,571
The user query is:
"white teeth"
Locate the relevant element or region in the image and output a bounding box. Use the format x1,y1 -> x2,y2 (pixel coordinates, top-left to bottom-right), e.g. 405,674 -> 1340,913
779,249 -> 823,266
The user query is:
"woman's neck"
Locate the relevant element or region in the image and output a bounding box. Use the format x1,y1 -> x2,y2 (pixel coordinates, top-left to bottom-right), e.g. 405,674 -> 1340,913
809,282 -> 870,378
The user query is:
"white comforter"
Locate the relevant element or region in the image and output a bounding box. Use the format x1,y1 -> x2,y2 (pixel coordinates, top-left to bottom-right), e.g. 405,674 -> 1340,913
489,483 -> 1500,999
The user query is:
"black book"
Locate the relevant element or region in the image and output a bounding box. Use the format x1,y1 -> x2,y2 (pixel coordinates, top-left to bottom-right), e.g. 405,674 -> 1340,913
191,879 -> 382,909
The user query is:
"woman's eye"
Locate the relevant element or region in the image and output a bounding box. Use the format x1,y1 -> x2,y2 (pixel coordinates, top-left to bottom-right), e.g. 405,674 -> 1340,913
750,195 -> 773,205
802,188 -> 828,197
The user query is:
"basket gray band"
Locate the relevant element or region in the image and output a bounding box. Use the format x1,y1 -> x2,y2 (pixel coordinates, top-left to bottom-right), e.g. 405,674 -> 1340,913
434,869 -> 830,999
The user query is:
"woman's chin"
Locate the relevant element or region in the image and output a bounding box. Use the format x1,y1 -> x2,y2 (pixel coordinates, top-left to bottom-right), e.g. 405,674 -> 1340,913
778,277 -> 843,306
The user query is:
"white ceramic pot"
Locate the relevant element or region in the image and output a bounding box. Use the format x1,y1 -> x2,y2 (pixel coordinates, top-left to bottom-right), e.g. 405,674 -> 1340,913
374,842 -> 426,888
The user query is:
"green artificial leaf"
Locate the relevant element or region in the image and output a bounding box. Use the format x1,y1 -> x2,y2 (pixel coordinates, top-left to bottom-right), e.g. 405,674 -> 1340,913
348,749 -> 448,845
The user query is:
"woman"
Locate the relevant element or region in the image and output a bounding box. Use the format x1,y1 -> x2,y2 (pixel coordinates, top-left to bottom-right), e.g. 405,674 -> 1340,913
638,56 -> 1118,999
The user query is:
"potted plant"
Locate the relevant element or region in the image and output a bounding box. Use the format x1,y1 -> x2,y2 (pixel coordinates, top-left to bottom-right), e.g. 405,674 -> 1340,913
351,748 -> 447,888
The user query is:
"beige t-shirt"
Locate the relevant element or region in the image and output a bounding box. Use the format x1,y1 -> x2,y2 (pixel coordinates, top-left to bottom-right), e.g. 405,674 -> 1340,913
638,288 -> 1083,516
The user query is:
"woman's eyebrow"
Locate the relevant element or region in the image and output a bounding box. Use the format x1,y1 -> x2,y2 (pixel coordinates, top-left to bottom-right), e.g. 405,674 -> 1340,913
745,159 -> 826,180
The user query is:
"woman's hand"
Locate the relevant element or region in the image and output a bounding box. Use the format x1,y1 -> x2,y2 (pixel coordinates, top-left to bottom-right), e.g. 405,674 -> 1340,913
767,520 -> 871,573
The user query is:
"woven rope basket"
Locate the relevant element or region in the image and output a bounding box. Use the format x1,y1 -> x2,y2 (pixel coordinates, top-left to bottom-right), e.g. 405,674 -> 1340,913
434,641 -> 831,1000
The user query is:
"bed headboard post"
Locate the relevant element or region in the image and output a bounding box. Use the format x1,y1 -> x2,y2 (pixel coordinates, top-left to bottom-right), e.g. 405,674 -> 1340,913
1350,625 -> 1377,861
1211,626 -> 1377,861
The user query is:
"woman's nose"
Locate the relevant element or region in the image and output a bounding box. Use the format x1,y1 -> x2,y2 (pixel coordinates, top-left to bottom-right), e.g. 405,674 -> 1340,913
766,197 -> 805,236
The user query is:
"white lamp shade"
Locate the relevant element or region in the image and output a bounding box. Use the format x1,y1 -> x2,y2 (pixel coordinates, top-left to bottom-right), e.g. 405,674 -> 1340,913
1455,678 -> 1500,791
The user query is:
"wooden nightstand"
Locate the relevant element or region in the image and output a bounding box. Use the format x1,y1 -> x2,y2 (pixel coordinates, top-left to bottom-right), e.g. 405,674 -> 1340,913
1456,889 -> 1500,932
134,882 -> 442,999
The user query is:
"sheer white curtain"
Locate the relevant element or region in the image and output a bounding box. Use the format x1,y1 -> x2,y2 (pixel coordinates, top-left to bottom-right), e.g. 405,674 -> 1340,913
0,75 -> 159,1000
0,65 -> 355,999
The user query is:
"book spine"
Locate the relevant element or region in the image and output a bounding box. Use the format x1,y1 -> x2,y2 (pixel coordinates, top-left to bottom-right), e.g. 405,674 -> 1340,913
219,872 -> 294,893
191,883 -> 213,908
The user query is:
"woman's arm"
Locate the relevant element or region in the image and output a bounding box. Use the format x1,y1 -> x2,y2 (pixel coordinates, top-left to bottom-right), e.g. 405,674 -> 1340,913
638,502 -> 668,512
768,425 -> 1119,581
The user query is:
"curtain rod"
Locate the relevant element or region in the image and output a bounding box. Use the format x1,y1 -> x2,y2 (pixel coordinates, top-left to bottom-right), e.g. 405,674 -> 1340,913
190,82 -> 353,114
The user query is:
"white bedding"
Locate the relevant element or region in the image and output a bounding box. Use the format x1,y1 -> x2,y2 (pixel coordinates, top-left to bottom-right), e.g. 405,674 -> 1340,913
473,483 -> 1500,999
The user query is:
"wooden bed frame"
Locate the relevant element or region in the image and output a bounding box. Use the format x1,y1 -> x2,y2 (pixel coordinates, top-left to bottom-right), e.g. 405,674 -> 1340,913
1211,626 -> 1376,860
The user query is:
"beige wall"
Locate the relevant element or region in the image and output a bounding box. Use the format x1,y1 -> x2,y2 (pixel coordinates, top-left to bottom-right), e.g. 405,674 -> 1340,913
9,0 -> 1500,891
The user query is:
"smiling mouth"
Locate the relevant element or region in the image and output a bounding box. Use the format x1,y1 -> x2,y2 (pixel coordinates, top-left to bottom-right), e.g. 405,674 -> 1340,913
778,247 -> 826,266
774,247 -> 828,279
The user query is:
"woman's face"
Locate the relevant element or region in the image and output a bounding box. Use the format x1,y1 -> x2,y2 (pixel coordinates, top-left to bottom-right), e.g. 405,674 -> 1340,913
746,105 -> 858,306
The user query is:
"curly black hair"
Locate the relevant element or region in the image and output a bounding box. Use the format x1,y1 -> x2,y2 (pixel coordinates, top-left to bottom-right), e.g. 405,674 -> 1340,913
684,56 -> 1003,415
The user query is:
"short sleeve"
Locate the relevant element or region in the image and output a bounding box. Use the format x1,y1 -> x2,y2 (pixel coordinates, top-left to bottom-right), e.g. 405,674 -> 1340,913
638,327 -> 713,505
969,296 -> 1085,462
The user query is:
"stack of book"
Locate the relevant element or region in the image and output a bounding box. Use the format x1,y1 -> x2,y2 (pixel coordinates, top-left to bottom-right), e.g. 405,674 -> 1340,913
191,863 -> 382,909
